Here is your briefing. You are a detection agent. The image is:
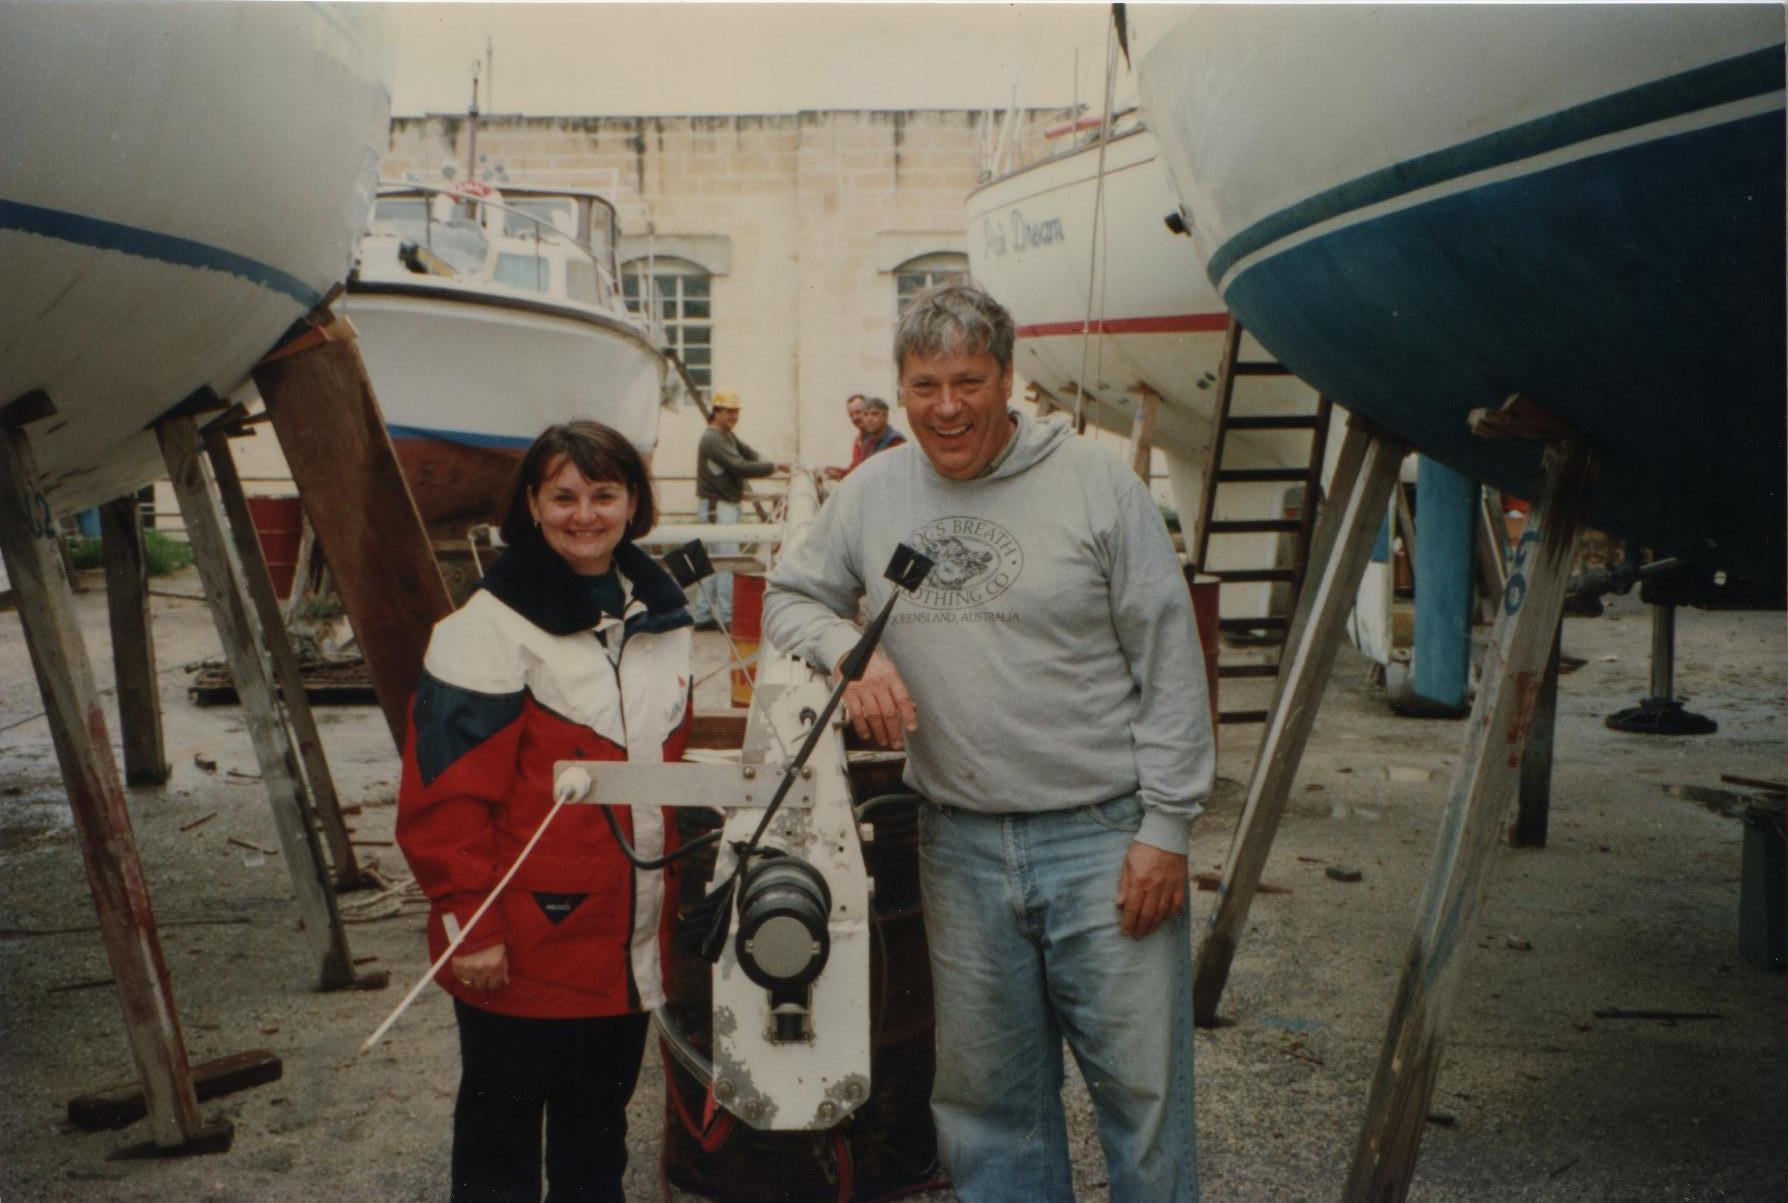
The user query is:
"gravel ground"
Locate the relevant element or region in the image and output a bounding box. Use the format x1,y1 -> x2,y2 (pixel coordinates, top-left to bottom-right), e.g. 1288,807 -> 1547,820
1,567 -> 1782,1201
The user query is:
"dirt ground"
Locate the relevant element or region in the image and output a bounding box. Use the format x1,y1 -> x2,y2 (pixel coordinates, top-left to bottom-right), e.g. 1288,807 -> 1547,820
1,565 -> 1783,1202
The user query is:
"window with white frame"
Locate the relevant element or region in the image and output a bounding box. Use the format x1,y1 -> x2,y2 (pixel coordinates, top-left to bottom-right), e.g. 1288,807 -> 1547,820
622,257 -> 712,392
894,251 -> 969,315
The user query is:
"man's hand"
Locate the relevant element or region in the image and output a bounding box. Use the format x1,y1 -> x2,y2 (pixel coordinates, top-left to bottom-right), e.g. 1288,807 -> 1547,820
1115,841 -> 1188,939
452,942 -> 509,991
836,649 -> 918,749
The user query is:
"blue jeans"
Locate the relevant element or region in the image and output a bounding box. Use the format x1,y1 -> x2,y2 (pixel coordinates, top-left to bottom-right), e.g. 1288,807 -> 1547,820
918,795 -> 1198,1203
689,498 -> 740,627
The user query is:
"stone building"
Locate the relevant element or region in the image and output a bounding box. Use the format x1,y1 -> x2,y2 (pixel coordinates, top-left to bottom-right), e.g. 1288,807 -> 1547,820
373,108 -> 1056,509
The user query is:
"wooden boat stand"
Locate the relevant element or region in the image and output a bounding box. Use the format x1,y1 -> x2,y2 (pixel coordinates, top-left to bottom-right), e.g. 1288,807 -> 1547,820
155,405 -> 380,993
98,492 -> 171,786
1193,416 -> 1409,1027
1345,419 -> 1596,1201
1191,395 -> 1597,1200
0,391 -> 232,1156
251,311 -> 457,748
200,409 -> 370,892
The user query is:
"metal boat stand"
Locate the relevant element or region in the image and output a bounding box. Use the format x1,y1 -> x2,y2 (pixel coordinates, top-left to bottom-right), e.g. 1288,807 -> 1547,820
1604,601 -> 1718,735
0,391 -> 233,1156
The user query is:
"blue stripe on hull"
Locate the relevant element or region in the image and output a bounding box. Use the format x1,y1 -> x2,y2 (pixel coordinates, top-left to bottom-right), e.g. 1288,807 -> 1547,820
0,197 -> 324,307
1210,45 -> 1785,284
387,425 -> 534,451
1224,111 -> 1785,577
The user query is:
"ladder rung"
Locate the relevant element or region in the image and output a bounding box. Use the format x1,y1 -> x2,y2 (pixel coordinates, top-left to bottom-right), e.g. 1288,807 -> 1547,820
1216,468 -> 1311,484
1218,616 -> 1290,633
1217,663 -> 1280,679
1226,415 -> 1322,430
1218,709 -> 1270,725
1232,363 -> 1294,377
1209,519 -> 1302,534
1210,568 -> 1296,583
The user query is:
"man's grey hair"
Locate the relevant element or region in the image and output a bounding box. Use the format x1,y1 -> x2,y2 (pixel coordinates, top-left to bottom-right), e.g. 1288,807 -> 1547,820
894,279 -> 1014,372
861,396 -> 889,412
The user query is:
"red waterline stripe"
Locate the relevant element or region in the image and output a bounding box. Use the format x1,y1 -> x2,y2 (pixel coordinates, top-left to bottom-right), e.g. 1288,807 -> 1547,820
1016,313 -> 1230,338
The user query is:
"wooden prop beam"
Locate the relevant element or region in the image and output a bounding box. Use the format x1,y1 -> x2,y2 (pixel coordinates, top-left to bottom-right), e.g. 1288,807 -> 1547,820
0,416 -> 206,1149
252,316 -> 453,747
1127,383 -> 1160,481
68,1049 -> 282,1131
155,415 -> 356,990
1194,420 -> 1407,1025
201,421 -> 366,889
1512,621 -> 1562,848
99,495 -> 170,785
1345,438 -> 1597,1201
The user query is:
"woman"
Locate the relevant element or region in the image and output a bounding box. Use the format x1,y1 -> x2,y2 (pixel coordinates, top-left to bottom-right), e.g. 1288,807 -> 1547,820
397,421 -> 693,1203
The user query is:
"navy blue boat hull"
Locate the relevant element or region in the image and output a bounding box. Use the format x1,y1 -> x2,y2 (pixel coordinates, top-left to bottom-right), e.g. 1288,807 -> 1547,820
1221,108 -> 1784,578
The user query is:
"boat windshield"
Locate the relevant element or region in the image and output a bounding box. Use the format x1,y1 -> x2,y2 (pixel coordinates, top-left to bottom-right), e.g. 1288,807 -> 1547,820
503,197 -> 576,239
566,260 -> 600,304
371,193 -> 488,275
495,252 -> 550,293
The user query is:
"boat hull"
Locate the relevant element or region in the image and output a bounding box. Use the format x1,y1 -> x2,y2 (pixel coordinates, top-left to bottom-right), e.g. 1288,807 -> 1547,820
346,284 -> 668,534
967,125 -> 1342,614
1136,4 -> 1786,577
0,5 -> 390,514
967,128 -> 1319,463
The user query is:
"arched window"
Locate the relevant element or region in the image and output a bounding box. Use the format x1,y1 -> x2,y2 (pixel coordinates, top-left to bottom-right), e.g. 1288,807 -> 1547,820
622,256 -> 713,391
894,251 -> 969,315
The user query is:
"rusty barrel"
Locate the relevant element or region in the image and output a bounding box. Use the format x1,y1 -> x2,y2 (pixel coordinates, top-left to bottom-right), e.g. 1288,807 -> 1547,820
661,753 -> 942,1200
728,572 -> 765,707
1184,568 -> 1222,749
247,495 -> 303,598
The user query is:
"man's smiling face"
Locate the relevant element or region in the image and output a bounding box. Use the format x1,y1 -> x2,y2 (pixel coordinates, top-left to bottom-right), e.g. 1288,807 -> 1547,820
898,346 -> 1014,480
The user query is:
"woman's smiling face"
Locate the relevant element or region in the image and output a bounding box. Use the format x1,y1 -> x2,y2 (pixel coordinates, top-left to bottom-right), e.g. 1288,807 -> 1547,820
528,455 -> 636,575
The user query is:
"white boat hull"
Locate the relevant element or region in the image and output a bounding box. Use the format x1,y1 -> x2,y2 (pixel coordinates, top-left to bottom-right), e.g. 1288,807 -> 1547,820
0,4 -> 391,515
345,284 -> 668,532
967,125 -> 1341,611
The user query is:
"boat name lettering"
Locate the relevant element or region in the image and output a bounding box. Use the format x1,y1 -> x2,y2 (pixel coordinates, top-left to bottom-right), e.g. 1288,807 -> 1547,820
985,210 -> 1067,260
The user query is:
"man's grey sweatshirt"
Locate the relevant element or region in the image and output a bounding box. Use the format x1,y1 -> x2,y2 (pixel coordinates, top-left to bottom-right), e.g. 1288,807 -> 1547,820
762,409 -> 1212,854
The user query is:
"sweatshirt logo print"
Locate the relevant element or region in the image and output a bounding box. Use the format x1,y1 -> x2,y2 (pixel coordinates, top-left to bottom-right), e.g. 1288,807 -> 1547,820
908,517 -> 1024,610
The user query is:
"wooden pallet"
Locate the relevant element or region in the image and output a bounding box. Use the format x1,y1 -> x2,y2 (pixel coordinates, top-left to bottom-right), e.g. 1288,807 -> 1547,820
188,658 -> 378,707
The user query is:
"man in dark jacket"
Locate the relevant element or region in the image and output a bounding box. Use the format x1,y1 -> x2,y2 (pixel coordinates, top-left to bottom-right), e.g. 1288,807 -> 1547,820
826,394 -> 907,479
693,389 -> 785,629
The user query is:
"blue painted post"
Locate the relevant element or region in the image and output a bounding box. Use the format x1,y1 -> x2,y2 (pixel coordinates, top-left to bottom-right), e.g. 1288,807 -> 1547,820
1412,457 -> 1476,708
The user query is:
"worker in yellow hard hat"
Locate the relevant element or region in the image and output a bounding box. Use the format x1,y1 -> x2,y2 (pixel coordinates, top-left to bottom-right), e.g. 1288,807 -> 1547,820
691,390 -> 788,629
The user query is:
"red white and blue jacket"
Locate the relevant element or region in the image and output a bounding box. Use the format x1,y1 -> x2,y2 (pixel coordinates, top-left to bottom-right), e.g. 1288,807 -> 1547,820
397,535 -> 694,1019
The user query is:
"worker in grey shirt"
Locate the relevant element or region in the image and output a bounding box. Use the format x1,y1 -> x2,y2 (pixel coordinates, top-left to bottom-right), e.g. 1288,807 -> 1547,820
763,281 -> 1210,1203
692,389 -> 785,630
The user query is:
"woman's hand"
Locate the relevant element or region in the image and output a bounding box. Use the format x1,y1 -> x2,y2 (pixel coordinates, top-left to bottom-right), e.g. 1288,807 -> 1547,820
452,943 -> 509,991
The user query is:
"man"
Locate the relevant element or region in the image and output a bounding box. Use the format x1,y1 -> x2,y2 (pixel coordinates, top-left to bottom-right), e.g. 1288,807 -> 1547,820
763,281 -> 1210,1201
826,394 -> 907,480
693,389 -> 786,630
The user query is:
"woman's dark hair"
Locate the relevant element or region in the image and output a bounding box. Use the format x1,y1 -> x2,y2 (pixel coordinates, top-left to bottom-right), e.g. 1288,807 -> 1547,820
498,421 -> 657,547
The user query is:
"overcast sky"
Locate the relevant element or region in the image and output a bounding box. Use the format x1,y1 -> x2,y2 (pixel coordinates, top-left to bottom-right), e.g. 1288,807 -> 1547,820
384,3 -> 1121,117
